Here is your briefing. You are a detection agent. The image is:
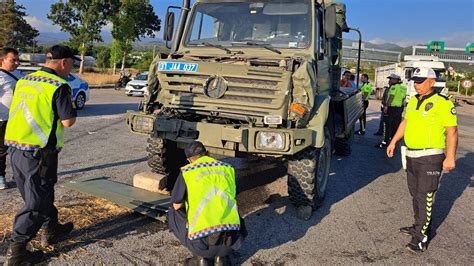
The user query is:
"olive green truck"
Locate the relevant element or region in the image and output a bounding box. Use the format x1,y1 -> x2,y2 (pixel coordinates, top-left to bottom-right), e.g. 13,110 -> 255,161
125,0 -> 363,210
68,0 -> 363,217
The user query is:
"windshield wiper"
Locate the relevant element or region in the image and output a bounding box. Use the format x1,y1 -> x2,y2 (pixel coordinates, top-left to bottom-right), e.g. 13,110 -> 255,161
198,42 -> 233,54
233,41 -> 282,54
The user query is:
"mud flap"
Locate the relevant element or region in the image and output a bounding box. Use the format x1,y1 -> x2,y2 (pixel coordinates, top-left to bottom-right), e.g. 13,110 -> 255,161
65,177 -> 170,222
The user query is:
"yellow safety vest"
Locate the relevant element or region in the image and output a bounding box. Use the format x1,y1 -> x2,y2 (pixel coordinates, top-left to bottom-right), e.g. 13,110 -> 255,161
4,70 -> 66,151
181,156 -> 240,240
404,93 -> 457,149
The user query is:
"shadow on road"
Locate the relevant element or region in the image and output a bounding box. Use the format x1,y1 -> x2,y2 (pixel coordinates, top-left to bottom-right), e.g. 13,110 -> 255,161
43,212 -> 166,263
235,116 -> 402,264
430,152 -> 473,241
78,103 -> 140,117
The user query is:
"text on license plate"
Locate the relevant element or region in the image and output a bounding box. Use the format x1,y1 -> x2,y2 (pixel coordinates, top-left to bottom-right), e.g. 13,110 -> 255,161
158,62 -> 198,72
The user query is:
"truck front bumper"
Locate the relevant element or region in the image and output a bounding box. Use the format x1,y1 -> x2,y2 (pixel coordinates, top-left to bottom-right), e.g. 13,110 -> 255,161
126,112 -> 316,157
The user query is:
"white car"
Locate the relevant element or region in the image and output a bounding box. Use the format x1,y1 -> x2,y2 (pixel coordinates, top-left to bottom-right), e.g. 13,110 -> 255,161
17,66 -> 90,110
125,72 -> 149,97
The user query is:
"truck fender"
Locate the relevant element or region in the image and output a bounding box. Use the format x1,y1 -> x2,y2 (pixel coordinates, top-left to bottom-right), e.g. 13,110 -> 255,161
307,95 -> 331,148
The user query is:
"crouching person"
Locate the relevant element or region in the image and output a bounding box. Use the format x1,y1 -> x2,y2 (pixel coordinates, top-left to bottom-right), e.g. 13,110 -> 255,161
168,141 -> 246,265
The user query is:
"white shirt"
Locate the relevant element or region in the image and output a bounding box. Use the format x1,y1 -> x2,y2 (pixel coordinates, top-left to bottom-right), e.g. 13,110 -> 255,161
0,69 -> 23,121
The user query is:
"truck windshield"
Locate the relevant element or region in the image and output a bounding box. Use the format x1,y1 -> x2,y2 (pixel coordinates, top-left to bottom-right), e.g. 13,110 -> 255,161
184,0 -> 312,49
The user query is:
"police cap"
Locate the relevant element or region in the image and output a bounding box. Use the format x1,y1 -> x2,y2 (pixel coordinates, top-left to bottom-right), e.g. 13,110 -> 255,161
47,45 -> 81,61
185,141 -> 207,158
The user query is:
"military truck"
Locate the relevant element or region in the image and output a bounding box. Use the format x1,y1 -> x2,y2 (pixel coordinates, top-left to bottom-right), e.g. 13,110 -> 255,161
126,0 -> 363,209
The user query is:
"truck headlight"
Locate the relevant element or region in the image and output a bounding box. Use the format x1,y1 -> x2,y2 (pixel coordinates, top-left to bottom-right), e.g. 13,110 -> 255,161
131,116 -> 154,133
256,132 -> 285,150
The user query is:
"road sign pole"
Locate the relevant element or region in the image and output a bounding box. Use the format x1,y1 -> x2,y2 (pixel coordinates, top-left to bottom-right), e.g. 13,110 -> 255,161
457,81 -> 460,94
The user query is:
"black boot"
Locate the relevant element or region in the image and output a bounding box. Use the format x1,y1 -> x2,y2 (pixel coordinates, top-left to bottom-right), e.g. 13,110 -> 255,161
5,241 -> 44,265
405,236 -> 427,254
215,256 -> 231,266
41,222 -> 74,246
184,256 -> 212,266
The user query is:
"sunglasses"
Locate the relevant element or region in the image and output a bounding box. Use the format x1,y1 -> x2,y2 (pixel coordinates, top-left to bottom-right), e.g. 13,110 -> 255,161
412,77 -> 427,84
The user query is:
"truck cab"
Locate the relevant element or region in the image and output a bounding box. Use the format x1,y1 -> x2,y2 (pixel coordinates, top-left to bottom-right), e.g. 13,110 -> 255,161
126,0 -> 363,210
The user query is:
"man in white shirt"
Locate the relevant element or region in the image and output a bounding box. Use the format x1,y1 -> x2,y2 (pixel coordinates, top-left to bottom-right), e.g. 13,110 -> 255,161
0,47 -> 22,189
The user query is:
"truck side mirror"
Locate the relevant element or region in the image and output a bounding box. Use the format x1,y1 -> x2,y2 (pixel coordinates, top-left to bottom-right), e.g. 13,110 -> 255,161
163,11 -> 175,42
325,5 -> 337,38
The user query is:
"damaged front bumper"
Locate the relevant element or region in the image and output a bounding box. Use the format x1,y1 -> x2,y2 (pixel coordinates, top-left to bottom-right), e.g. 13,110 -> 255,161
126,111 -> 316,157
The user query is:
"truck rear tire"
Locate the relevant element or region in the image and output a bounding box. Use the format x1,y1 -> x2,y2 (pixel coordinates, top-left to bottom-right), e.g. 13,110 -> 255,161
146,137 -> 187,187
334,124 -> 354,156
287,130 -> 331,209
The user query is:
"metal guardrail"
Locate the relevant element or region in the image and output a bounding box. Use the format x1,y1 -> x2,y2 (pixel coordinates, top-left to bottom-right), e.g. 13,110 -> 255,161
412,46 -> 474,64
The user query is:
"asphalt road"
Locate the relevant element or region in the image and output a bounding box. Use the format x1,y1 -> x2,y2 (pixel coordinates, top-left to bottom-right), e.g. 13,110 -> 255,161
0,89 -> 472,265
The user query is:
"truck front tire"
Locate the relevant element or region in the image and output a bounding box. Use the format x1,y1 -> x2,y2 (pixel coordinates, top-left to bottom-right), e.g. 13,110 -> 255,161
146,137 -> 187,189
287,130 -> 331,209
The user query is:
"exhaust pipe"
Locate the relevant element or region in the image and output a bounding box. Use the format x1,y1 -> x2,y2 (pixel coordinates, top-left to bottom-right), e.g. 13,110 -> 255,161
171,0 -> 191,53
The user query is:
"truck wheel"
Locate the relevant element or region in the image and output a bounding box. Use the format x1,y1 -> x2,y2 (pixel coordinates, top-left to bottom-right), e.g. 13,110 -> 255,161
334,124 -> 354,156
288,130 -> 331,209
146,137 -> 186,177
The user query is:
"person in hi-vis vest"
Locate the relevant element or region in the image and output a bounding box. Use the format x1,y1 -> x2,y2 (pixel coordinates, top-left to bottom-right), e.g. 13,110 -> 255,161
168,141 -> 247,266
4,45 -> 79,265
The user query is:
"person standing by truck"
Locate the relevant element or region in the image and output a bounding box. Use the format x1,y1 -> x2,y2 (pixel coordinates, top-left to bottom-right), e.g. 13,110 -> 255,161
0,47 -> 22,190
355,74 -> 372,135
376,74 -> 406,148
340,70 -> 352,87
387,67 -> 458,253
4,45 -> 78,264
168,141 -> 246,265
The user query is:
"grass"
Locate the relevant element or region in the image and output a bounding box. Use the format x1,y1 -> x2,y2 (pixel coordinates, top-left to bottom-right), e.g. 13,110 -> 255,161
77,72 -> 119,86
76,68 -> 140,86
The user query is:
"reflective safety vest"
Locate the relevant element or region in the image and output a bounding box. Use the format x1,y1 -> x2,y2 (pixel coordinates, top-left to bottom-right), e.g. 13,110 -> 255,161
181,156 -> 240,240
388,83 -> 407,107
4,70 -> 66,151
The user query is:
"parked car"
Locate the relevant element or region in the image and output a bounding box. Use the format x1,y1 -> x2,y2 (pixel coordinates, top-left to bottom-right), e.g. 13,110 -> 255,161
125,72 -> 148,97
17,66 -> 90,110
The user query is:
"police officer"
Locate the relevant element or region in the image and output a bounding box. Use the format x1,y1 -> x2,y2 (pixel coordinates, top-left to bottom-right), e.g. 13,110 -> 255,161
0,47 -> 22,189
376,74 -> 406,148
355,73 -> 372,135
4,45 -> 79,264
374,86 -> 390,136
387,67 -> 458,253
167,141 -> 246,266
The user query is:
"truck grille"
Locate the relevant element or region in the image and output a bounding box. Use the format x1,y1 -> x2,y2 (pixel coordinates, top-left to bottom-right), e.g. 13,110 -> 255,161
160,69 -> 290,118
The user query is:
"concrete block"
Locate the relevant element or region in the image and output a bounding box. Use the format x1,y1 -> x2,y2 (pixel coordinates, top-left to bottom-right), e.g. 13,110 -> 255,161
133,172 -> 170,195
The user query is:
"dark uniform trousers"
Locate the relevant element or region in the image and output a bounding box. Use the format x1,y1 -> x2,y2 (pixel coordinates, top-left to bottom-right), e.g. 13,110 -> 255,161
10,148 -> 59,243
0,121 -> 8,176
167,208 -> 246,259
406,153 -> 444,242
359,100 -> 369,131
384,106 -> 404,143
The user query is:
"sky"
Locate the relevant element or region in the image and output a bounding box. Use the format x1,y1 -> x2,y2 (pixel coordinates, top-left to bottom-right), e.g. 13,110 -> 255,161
17,0 -> 474,48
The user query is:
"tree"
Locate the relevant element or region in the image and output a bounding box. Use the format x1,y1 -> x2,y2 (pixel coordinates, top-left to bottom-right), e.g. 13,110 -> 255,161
48,0 -> 115,74
94,46 -> 111,70
0,0 -> 39,49
110,0 -> 161,72
110,39 -> 126,74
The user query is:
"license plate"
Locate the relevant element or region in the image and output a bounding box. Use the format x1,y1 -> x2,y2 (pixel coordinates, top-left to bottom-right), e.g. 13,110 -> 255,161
158,62 -> 198,72
132,91 -> 143,95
